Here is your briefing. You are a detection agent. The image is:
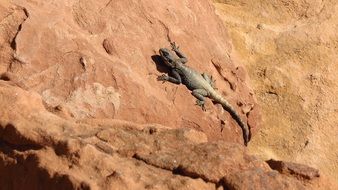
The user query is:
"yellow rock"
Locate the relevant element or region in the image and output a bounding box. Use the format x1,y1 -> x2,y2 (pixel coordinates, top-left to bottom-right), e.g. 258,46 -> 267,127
213,0 -> 338,181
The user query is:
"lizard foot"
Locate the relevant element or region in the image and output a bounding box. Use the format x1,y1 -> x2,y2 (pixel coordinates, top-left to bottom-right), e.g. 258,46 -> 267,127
157,74 -> 169,83
202,73 -> 218,90
170,42 -> 180,51
196,100 -> 206,111
210,76 -> 217,90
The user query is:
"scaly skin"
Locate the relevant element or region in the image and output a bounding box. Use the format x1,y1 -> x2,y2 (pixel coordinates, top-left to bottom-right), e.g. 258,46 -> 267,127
157,42 -> 250,145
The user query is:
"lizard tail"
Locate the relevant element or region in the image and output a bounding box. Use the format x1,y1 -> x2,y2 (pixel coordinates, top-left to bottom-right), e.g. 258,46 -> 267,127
213,93 -> 250,146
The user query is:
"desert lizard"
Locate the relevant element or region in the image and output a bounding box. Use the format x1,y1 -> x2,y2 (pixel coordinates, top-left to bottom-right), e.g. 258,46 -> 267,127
157,42 -> 250,145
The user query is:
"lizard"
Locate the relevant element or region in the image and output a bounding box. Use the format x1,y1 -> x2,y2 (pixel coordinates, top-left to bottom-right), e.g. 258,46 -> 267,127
157,42 -> 250,146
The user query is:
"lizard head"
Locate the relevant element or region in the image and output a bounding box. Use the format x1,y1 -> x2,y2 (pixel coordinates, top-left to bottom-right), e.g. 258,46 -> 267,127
159,48 -> 176,68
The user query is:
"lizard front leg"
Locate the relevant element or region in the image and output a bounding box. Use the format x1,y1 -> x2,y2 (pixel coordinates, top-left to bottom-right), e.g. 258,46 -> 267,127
192,89 -> 208,111
170,42 -> 188,64
157,70 -> 182,84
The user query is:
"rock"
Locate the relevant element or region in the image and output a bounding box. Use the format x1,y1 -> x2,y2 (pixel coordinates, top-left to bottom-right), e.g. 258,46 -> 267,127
0,81 -> 215,189
0,3 -> 28,73
0,79 -> 335,189
213,0 -> 338,180
134,141 -> 270,183
0,81 -> 299,189
0,0 -> 260,146
0,0 -> 336,189
102,38 -> 117,55
266,159 -> 320,180
222,169 -> 306,190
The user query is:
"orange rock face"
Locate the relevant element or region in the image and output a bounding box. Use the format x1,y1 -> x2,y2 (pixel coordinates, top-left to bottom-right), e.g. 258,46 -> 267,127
1,0 -> 261,145
0,0 -> 335,189
0,81 -> 335,189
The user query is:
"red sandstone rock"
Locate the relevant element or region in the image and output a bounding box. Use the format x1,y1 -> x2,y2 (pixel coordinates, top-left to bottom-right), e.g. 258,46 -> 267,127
1,0 -> 260,145
0,81 -> 335,189
0,0 -> 336,189
266,159 -> 320,180
223,169 -> 307,190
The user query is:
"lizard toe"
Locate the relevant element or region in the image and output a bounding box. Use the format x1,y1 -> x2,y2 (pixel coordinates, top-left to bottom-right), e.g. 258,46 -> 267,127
195,100 -> 206,111
157,74 -> 168,81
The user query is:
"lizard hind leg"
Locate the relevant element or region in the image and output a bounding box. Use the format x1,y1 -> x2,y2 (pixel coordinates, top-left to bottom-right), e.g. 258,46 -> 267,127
192,89 -> 208,111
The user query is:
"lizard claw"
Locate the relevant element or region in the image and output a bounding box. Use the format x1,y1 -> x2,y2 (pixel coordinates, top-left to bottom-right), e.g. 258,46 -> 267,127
157,74 -> 169,83
196,100 -> 206,111
210,76 -> 217,89
170,42 -> 179,51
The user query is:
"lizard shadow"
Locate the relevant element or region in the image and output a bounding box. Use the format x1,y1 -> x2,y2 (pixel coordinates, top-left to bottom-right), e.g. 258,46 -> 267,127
151,55 -> 171,74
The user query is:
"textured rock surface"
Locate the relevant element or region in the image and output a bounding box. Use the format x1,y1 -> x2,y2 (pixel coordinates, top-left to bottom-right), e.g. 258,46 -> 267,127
267,159 -> 320,180
213,0 -> 338,181
0,0 -> 336,189
223,169 -> 306,190
0,81 -> 336,189
0,0 -> 260,146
